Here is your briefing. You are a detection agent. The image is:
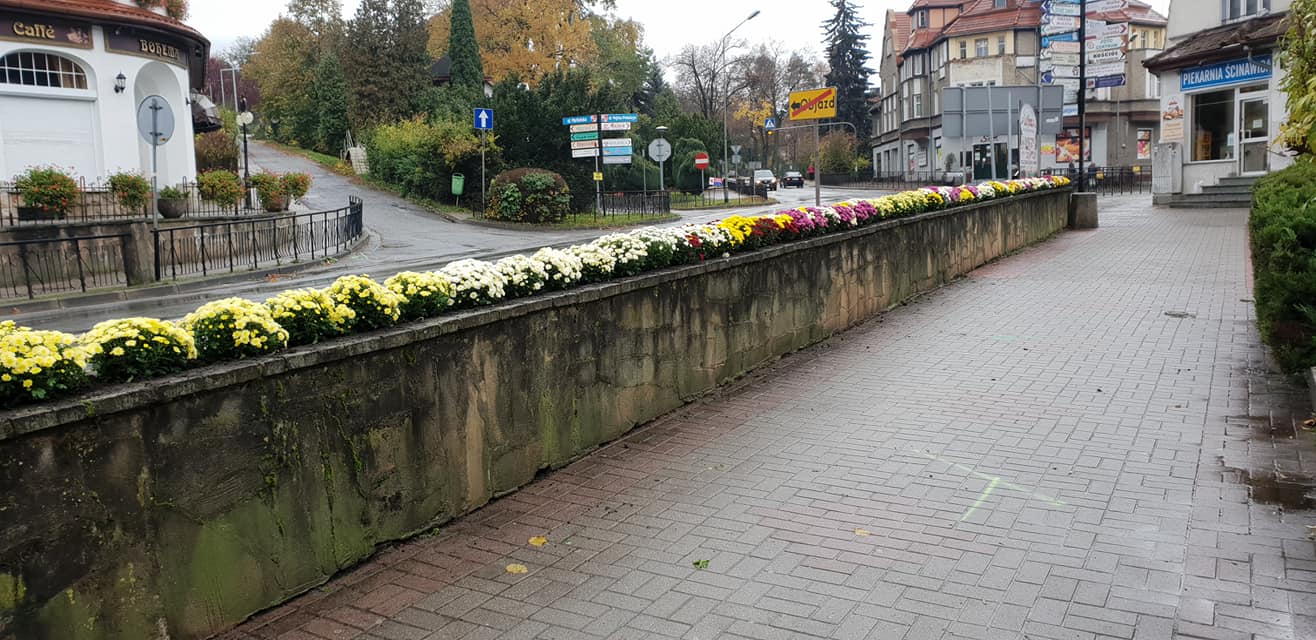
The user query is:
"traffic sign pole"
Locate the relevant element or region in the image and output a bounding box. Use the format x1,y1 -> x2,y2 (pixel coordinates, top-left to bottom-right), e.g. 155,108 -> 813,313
480,129 -> 486,215
595,114 -> 602,216
813,121 -> 820,207
1079,0 -> 1087,192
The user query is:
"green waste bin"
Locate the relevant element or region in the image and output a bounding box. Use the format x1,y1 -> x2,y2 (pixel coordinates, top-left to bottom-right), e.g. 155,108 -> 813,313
451,173 -> 465,197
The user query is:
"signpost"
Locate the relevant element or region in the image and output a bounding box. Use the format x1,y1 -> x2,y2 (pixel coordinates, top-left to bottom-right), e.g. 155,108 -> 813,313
237,106 -> 253,209
474,108 -> 493,211
694,151 -> 710,194
136,95 -> 174,232
788,86 -> 837,207
648,138 -> 671,191
562,113 -> 637,214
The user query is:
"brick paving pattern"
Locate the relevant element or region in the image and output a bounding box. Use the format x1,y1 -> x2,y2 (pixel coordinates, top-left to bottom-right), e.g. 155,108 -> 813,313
222,196 -> 1316,640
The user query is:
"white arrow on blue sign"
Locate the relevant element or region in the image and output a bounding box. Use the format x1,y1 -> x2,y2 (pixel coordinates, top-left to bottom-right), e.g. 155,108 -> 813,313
474,107 -> 493,130
602,113 -> 639,123
562,115 -> 596,125
764,117 -> 777,130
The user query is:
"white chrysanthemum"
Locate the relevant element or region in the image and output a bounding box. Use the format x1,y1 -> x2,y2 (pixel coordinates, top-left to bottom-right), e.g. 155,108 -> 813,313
438,259 -> 508,308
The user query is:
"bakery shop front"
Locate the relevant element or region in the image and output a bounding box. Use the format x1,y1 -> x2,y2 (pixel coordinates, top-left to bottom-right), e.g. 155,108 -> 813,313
0,0 -> 210,186
1144,10 -> 1292,198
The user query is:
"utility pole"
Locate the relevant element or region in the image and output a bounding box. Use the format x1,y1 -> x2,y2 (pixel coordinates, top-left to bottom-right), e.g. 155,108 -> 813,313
1078,0 -> 1088,192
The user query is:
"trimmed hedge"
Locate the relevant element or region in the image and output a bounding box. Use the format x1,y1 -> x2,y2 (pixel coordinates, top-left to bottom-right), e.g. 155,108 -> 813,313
1250,162 -> 1316,374
488,168 -> 571,223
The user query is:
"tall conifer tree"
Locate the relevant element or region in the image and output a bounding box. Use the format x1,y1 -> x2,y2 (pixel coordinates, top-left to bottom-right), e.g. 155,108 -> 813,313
448,0 -> 484,92
821,0 -> 873,139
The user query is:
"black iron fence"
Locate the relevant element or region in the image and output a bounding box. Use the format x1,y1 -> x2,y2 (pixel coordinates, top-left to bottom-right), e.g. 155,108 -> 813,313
0,233 -> 131,300
668,187 -> 776,210
1041,166 -> 1152,195
1,178 -> 264,227
599,191 -> 671,216
154,196 -> 363,281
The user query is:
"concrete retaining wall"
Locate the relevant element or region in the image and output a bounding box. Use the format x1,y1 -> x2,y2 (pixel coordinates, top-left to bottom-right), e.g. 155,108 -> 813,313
0,190 -> 1069,639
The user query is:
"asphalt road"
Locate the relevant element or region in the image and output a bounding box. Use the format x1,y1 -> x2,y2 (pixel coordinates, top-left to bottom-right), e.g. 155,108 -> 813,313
10,142 -> 869,333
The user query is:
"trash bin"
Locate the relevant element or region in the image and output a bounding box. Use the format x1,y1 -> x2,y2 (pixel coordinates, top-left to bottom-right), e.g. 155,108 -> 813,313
451,173 -> 465,197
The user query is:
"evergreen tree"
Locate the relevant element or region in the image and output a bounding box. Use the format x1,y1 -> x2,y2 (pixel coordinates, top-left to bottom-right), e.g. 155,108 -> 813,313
821,0 -> 873,139
448,0 -> 484,92
393,0 -> 433,111
343,0 -> 392,126
313,52 -> 350,154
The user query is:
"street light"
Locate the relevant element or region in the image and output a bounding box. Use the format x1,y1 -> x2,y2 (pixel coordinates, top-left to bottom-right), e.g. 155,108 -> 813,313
721,9 -> 760,203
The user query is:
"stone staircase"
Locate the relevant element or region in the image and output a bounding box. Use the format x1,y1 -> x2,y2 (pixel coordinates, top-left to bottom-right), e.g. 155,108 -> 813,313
1166,175 -> 1256,208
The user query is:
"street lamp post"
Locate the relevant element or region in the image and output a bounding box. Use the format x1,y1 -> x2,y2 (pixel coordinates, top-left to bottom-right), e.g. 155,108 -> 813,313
721,9 -> 760,203
655,125 -> 669,192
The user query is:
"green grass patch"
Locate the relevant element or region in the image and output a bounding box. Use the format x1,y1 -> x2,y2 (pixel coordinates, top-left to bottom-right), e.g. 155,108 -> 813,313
670,194 -> 777,211
536,212 -> 681,230
266,142 -> 355,176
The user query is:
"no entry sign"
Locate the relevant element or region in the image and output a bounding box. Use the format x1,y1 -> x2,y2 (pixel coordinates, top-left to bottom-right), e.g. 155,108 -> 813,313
693,152 -> 710,170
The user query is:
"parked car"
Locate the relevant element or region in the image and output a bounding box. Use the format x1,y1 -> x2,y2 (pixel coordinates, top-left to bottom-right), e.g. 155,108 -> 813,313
753,169 -> 778,191
781,171 -> 804,188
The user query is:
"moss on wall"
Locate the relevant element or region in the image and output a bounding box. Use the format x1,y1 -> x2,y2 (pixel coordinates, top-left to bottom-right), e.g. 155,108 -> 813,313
0,191 -> 1068,639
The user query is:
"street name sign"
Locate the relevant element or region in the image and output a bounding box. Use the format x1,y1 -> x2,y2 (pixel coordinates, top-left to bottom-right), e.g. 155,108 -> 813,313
602,156 -> 632,165
562,115 -> 595,125
600,122 -> 632,131
572,148 -> 599,158
571,131 -> 599,141
601,138 -> 632,148
788,87 -> 838,120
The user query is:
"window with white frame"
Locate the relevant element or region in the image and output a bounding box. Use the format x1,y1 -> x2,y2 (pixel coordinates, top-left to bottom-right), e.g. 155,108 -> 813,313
959,40 -> 967,58
0,51 -> 88,89
1224,0 -> 1270,21
916,10 -> 929,27
913,89 -> 923,117
975,38 -> 989,57
997,36 -> 1006,55
1145,71 -> 1160,99
914,54 -> 924,76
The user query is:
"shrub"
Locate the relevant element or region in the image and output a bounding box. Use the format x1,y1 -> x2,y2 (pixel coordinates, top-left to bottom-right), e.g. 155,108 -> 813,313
0,330 -> 88,407
194,130 -> 239,172
437,259 -> 507,308
325,275 -> 403,331
282,173 -> 312,201
108,172 -> 151,212
494,255 -> 549,298
158,184 -> 187,200
488,169 -> 572,223
384,271 -> 453,321
14,167 -> 78,216
264,288 -> 355,346
1250,162 -> 1316,373
81,317 -> 196,383
366,116 -> 483,200
197,170 -> 244,207
591,234 -> 649,276
567,244 -> 616,282
182,297 -> 289,361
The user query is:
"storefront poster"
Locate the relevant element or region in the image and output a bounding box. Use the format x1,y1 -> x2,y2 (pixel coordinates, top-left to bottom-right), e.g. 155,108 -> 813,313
1136,129 -> 1152,160
1161,95 -> 1184,143
1055,127 -> 1091,163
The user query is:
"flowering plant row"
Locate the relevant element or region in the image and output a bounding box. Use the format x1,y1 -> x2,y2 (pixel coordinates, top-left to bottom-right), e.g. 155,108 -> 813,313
0,176 -> 1068,409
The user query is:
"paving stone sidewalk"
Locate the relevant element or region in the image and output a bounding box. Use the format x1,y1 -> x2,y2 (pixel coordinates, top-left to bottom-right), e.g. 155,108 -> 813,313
222,195 -> 1316,640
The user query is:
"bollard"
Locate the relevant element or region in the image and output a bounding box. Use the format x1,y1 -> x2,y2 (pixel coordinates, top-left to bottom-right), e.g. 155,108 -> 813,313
1069,192 -> 1098,229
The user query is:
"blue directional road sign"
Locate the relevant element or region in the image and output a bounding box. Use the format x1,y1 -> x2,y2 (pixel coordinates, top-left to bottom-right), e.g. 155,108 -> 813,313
474,108 -> 494,130
764,117 -> 777,131
562,114 -> 596,125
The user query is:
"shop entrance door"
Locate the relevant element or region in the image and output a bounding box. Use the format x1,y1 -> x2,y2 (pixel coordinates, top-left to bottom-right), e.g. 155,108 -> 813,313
1238,96 -> 1269,175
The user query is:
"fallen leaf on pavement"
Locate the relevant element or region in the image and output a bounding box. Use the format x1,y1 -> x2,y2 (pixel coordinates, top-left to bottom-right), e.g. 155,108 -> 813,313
529,536 -> 547,547
854,528 -> 872,537
506,564 -> 528,574
692,559 -> 710,570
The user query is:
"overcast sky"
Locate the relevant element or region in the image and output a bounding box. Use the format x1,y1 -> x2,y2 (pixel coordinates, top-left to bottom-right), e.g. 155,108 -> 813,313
194,0 -> 1173,64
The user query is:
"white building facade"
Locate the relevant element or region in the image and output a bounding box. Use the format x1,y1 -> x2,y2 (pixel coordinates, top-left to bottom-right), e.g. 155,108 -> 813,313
0,0 -> 209,187
1145,0 -> 1292,198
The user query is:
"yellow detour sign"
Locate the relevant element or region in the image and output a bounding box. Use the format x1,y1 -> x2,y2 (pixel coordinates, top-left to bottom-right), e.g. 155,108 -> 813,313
789,87 -> 838,120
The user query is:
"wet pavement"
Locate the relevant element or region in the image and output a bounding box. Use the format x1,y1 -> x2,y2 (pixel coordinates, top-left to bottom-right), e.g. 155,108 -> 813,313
218,195 -> 1316,640
6,142 -> 848,333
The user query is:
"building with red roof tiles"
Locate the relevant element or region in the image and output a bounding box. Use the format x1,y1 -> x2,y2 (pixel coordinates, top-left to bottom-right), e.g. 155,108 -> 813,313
0,0 -> 211,184
1143,0 -> 1291,205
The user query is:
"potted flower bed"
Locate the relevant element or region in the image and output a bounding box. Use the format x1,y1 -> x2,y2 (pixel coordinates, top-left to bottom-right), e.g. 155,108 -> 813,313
13,167 -> 78,220
197,170 -> 244,210
251,171 -> 312,213
156,185 -> 190,219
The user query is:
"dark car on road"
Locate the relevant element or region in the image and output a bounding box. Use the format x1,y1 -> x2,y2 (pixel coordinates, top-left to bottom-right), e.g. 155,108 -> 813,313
753,169 -> 778,192
781,171 -> 804,188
